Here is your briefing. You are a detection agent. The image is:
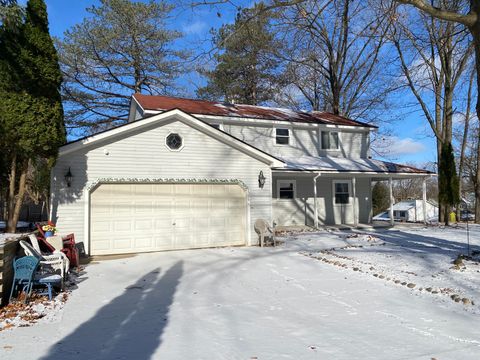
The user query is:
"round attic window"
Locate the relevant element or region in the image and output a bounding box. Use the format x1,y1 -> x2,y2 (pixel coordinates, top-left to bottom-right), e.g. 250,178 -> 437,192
166,133 -> 183,150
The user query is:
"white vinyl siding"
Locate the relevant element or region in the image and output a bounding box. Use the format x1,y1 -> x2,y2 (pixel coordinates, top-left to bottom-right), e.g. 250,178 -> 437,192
51,119 -> 272,253
224,123 -> 369,159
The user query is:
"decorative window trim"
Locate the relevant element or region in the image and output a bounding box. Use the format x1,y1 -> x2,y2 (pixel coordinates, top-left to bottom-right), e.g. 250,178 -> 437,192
276,179 -> 296,199
165,132 -> 184,151
86,178 -> 249,192
321,131 -> 340,151
332,180 -> 351,205
274,127 -> 290,146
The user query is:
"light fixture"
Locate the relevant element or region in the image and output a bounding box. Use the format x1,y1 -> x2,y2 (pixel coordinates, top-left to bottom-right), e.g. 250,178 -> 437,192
258,170 -> 266,188
65,167 -> 73,187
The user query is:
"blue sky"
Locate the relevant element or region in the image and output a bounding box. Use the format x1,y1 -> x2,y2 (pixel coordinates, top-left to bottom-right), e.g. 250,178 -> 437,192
20,0 -> 438,166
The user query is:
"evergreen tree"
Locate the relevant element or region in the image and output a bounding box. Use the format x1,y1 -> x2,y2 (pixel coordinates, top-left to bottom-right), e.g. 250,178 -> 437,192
438,141 -> 460,225
57,0 -> 184,131
372,182 -> 390,216
197,2 -> 281,105
0,0 -> 64,232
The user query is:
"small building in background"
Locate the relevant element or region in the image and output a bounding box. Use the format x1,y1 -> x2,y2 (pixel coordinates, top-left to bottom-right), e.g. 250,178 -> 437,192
373,200 -> 438,223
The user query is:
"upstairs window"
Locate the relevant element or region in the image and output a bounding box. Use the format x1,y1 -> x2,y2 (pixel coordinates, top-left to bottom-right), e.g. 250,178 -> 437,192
275,128 -> 290,145
334,181 -> 350,204
321,131 -> 339,150
277,180 -> 296,199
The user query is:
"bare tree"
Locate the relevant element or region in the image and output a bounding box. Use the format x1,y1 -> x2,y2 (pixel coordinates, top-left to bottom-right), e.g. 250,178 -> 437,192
391,0 -> 473,220
273,0 -> 395,124
395,0 -> 480,223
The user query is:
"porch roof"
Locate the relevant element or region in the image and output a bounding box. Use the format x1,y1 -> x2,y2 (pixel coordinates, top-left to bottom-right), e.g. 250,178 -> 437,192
273,155 -> 433,176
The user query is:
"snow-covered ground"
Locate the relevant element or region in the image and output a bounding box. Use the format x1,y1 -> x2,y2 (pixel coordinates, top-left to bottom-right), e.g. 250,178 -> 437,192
1,225 -> 479,359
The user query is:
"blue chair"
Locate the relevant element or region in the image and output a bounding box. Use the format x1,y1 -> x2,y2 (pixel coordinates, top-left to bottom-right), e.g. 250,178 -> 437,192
34,273 -> 63,301
9,256 -> 40,303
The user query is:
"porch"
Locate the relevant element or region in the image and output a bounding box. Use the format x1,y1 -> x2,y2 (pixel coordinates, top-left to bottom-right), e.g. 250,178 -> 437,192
271,156 -> 433,227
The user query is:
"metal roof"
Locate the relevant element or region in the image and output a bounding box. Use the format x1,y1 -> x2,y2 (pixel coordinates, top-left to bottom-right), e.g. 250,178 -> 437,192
133,94 -> 377,128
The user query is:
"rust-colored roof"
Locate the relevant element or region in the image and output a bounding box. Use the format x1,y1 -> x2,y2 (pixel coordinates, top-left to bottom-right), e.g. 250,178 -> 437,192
133,94 -> 377,128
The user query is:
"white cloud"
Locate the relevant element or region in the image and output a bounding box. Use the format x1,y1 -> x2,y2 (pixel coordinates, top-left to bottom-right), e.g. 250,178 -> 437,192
380,136 -> 426,156
182,21 -> 208,35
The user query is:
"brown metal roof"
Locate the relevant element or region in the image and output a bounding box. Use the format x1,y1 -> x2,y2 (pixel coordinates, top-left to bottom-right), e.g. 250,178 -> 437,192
133,94 -> 377,128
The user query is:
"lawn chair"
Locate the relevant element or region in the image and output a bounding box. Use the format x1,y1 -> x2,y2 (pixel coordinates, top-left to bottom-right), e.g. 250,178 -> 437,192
254,219 -> 276,247
9,256 -> 40,303
20,238 -> 69,281
34,273 -> 62,301
36,223 -> 80,268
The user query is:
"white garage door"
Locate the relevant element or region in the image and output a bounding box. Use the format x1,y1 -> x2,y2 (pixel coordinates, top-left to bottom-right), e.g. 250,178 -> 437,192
90,183 -> 247,255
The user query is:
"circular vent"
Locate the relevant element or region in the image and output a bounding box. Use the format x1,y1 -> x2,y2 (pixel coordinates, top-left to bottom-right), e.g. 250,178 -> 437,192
166,133 -> 183,150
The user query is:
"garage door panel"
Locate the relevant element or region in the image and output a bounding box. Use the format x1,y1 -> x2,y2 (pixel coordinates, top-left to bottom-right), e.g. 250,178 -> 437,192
134,236 -> 153,249
90,183 -> 246,255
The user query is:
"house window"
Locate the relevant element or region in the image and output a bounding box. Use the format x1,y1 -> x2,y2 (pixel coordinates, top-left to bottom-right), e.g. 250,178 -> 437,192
277,180 -> 296,199
334,181 -> 350,204
166,133 -> 183,150
275,128 -> 290,145
321,131 -> 339,150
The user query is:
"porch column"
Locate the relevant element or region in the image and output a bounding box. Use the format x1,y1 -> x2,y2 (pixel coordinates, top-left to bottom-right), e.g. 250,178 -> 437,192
389,177 -> 394,226
422,177 -> 427,224
352,176 -> 358,227
313,173 -> 321,228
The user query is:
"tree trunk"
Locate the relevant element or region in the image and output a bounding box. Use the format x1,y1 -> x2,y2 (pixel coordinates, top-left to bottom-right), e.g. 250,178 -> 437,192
471,26 -> 480,224
457,70 -> 474,219
6,155 -> 17,232
6,157 -> 29,233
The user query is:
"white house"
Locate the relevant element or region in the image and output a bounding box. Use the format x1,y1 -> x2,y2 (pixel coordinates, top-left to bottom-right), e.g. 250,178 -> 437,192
50,94 -> 432,255
373,200 -> 438,223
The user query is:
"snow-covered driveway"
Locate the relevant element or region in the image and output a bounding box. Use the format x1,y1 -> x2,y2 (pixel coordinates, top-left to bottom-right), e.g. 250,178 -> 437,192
1,226 -> 480,359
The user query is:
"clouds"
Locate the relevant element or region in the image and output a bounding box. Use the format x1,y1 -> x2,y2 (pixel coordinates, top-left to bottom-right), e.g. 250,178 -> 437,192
379,136 -> 426,156
182,21 -> 208,35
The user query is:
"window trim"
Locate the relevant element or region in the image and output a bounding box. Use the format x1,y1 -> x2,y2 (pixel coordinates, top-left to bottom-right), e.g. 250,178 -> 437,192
274,127 -> 290,146
332,180 -> 351,206
165,132 -> 184,152
321,130 -> 340,151
276,179 -> 296,200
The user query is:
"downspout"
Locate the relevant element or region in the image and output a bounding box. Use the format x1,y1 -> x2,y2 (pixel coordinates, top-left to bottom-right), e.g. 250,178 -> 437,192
314,173 -> 321,228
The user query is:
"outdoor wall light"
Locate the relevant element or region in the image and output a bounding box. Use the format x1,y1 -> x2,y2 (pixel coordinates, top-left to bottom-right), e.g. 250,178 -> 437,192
258,170 -> 266,188
65,167 -> 73,187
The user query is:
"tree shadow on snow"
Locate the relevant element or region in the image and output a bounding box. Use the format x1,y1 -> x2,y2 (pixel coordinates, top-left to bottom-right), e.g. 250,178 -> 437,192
40,261 -> 184,360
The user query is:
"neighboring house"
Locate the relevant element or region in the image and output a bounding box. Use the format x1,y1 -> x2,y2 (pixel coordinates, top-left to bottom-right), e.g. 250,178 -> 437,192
51,94 -> 432,255
373,200 -> 438,223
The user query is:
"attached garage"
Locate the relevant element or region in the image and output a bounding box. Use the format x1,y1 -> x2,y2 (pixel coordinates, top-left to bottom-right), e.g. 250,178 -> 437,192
51,109 -> 282,255
90,183 -> 247,255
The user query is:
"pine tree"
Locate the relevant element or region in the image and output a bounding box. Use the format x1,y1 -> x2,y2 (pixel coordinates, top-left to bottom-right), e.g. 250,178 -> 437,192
57,0 -> 184,131
372,182 -> 390,216
0,0 -> 64,232
197,2 -> 281,105
438,141 -> 460,225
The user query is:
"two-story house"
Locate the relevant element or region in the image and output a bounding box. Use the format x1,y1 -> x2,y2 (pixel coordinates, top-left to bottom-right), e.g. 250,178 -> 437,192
51,94 -> 432,255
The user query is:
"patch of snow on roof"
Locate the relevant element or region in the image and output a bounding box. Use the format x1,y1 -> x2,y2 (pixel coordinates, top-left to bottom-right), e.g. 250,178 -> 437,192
279,155 -> 431,174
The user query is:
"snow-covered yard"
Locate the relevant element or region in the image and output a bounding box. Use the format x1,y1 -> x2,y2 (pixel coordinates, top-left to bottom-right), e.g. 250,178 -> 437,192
1,225 -> 479,359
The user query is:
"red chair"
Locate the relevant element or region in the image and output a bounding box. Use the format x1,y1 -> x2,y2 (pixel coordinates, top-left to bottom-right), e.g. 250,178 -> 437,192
36,223 -> 80,268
